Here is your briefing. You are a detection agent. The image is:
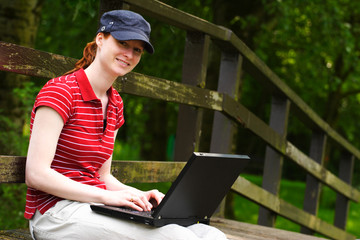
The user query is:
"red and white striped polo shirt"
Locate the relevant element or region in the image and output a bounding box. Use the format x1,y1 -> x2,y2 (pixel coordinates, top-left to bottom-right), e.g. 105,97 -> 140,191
24,68 -> 125,219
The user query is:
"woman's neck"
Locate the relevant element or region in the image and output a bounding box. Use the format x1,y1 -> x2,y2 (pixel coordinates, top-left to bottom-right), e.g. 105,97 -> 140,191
84,63 -> 116,99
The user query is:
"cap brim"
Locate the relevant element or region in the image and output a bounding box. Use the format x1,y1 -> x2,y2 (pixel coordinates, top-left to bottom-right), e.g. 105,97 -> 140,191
110,31 -> 154,54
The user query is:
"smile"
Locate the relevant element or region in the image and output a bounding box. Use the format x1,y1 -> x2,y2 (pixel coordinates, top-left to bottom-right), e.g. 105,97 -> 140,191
116,58 -> 130,66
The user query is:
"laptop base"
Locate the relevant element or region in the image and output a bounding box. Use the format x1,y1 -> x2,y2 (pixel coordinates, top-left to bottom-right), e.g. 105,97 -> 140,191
90,204 -> 209,227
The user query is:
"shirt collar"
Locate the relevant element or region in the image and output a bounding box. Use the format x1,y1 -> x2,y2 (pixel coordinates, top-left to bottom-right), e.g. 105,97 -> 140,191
75,68 -> 98,102
75,68 -> 118,104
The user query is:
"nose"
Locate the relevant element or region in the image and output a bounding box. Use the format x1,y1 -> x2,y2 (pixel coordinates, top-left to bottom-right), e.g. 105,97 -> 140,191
122,47 -> 134,59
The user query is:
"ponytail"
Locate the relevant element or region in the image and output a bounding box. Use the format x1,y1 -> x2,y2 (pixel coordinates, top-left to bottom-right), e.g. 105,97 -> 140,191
63,33 -> 110,75
63,40 -> 97,75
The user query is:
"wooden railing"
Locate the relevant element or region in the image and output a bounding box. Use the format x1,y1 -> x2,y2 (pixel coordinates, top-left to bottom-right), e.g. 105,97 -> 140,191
0,0 -> 358,239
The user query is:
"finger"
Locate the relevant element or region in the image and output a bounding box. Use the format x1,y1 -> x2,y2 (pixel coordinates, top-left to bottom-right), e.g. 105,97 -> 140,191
130,196 -> 150,211
127,197 -> 144,211
138,194 -> 152,211
153,190 -> 165,200
128,201 -> 143,211
147,190 -> 164,207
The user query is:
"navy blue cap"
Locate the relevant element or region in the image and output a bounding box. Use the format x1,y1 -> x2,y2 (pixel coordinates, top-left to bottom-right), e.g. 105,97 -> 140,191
97,10 -> 154,54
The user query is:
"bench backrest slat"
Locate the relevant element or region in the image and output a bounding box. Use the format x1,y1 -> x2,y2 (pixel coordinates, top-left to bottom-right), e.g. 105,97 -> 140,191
0,41 -> 76,79
0,155 -> 185,184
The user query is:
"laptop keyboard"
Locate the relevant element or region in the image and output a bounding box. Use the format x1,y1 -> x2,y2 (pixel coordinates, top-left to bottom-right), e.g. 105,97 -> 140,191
120,207 -> 154,218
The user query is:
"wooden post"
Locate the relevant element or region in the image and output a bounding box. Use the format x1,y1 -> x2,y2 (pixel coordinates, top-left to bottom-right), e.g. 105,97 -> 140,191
334,151 -> 354,229
301,132 -> 327,235
210,52 -> 242,154
174,31 -> 210,161
258,96 -> 290,227
210,51 -> 242,217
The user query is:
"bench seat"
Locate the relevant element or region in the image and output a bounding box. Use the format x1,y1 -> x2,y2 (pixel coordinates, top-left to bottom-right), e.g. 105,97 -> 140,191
0,229 -> 31,240
210,217 -> 327,240
0,217 -> 327,240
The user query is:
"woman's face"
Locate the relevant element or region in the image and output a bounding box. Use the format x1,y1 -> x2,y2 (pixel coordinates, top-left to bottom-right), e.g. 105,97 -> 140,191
95,33 -> 144,77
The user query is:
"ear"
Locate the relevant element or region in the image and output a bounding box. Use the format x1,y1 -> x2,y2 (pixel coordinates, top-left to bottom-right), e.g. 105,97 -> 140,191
95,33 -> 104,47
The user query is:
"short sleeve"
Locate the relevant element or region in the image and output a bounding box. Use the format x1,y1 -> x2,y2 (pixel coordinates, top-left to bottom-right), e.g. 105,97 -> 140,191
34,79 -> 73,124
113,91 -> 125,130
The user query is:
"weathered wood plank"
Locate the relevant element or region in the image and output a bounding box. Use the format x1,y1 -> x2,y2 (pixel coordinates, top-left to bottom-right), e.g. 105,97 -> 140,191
0,41 -> 76,78
174,31 -> 209,162
232,177 -> 356,240
111,160 -> 185,183
301,132 -> 327,235
334,152 -> 355,229
0,42 -> 223,112
0,156 -> 185,184
258,96 -> 290,227
285,143 -> 360,202
0,156 -> 26,183
125,0 -> 229,40
210,52 -> 242,154
113,72 -> 223,111
0,229 -> 32,240
211,217 -> 328,240
222,94 -> 287,153
210,51 -> 243,217
0,218 -> 329,240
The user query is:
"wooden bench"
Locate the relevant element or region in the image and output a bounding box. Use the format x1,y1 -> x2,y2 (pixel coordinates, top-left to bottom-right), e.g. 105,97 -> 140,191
0,156 -> 328,240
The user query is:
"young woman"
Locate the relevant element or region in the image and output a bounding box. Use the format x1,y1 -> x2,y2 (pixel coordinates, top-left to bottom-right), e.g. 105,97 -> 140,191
25,10 -> 228,240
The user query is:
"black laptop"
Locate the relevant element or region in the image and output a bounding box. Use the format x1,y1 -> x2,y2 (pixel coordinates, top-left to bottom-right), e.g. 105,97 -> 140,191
91,152 -> 250,227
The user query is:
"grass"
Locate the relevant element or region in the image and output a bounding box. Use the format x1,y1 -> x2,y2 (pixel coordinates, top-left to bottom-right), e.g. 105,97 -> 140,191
1,175 -> 359,238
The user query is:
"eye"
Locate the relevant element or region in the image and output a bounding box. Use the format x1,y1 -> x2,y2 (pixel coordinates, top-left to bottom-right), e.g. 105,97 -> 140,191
118,41 -> 128,47
134,47 -> 143,54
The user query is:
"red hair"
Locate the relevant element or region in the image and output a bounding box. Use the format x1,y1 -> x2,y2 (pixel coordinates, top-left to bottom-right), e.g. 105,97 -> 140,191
64,33 -> 110,75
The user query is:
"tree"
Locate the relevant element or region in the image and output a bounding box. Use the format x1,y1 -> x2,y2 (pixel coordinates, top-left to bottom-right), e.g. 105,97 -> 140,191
0,0 -> 44,155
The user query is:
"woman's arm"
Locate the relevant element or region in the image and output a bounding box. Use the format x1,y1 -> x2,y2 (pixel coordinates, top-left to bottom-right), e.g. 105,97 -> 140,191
26,106 -> 162,211
25,106 -> 109,204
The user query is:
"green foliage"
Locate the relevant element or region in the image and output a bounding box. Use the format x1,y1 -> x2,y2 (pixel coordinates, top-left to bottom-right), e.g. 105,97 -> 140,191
0,114 -> 26,155
113,139 -> 141,160
0,81 -> 41,155
36,0 -> 99,59
249,0 -> 360,142
0,184 -> 27,229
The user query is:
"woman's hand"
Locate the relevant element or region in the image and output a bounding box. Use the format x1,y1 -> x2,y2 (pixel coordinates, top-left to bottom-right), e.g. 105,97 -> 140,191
102,188 -> 164,212
144,189 -> 165,208
98,155 -> 165,212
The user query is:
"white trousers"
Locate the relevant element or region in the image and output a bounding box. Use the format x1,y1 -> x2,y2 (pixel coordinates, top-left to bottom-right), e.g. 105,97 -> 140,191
29,200 -> 228,240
